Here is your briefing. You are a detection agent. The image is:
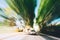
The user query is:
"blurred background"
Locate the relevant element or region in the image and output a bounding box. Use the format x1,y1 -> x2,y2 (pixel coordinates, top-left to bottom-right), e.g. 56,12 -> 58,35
0,0 -> 60,38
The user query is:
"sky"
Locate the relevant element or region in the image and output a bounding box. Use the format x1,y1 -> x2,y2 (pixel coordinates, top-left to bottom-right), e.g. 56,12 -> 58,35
0,0 -> 8,8
50,18 -> 60,25
0,0 -> 7,22
0,0 -> 17,22
34,0 -> 40,18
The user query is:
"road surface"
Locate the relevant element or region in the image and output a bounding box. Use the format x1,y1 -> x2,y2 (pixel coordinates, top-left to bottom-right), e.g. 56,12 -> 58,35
0,26 -> 60,40
0,32 -> 60,40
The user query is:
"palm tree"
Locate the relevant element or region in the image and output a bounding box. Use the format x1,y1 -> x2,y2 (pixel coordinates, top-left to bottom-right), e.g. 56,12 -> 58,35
0,8 -> 16,26
36,0 -> 60,31
6,0 -> 36,27
0,8 -> 9,20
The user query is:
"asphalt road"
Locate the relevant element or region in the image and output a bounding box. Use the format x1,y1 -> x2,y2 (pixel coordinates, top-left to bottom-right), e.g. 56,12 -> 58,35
0,26 -> 60,40
0,32 -> 60,40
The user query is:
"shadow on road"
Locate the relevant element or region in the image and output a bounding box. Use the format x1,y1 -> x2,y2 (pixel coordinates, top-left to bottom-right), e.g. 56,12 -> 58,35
39,33 -> 59,40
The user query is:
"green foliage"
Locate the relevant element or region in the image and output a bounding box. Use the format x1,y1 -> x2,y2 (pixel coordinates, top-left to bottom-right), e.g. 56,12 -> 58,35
6,0 -> 36,27
36,0 -> 60,32
36,0 -> 57,24
0,15 -> 9,20
0,20 -> 9,26
0,22 -> 3,26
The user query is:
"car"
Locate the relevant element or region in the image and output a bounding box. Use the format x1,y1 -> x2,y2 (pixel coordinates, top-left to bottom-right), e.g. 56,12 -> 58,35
28,29 -> 36,35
